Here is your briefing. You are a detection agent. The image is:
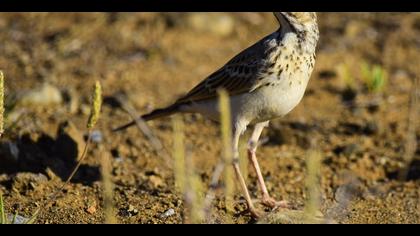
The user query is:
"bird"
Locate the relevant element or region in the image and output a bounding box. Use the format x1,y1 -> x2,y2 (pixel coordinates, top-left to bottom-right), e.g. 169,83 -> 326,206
114,12 -> 319,218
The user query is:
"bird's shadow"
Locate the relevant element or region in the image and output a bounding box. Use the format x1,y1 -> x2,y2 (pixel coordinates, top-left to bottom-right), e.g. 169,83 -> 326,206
0,132 -> 100,186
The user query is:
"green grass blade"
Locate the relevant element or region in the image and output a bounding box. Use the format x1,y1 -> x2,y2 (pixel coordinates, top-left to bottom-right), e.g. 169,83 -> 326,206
372,65 -> 386,92
360,61 -> 371,83
0,193 -> 6,224
11,211 -> 17,224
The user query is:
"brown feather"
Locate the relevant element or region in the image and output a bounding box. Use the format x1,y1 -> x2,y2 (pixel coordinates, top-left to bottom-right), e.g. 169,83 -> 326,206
174,32 -> 281,104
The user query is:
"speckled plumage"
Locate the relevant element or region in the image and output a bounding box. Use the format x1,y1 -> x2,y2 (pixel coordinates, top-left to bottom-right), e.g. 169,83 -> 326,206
115,12 -> 319,219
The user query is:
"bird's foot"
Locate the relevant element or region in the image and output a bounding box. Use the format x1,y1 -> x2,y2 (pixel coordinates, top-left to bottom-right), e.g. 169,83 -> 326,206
248,206 -> 264,219
261,196 -> 289,209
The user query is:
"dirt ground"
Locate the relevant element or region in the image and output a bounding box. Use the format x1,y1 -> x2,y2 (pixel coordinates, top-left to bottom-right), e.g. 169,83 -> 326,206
0,13 -> 419,224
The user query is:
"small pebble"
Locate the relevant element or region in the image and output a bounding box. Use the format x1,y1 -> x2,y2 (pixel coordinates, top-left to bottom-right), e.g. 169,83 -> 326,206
127,204 -> 138,215
148,175 -> 164,188
86,205 -> 97,215
160,209 -> 175,219
7,214 -> 30,224
114,157 -> 123,163
91,130 -> 103,143
364,121 -> 378,135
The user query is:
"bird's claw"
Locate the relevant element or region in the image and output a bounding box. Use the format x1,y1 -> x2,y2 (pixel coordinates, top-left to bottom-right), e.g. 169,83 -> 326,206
261,196 -> 289,209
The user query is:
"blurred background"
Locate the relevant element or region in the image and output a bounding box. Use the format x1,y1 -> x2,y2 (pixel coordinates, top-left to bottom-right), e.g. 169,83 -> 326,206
0,13 -> 419,224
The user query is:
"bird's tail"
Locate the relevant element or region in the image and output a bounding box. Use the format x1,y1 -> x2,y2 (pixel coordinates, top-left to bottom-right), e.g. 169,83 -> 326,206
112,104 -> 179,132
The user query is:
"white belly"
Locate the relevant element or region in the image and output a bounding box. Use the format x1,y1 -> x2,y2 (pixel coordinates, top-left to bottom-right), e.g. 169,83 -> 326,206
236,77 -> 309,123
180,74 -> 310,127
254,77 -> 309,121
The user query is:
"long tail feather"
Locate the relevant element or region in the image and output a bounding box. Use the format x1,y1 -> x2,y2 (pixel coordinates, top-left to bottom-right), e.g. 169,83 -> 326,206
113,105 -> 179,132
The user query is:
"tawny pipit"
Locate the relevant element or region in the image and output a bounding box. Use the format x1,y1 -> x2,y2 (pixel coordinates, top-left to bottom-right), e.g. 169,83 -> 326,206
115,12 -> 319,218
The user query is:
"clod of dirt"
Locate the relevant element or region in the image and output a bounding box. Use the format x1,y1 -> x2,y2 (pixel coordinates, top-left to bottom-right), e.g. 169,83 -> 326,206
187,13 -> 235,37
127,204 -> 139,216
333,143 -> 362,156
341,87 -> 357,104
258,209 -> 330,224
268,121 -> 314,149
19,83 -> 63,107
62,88 -> 79,114
364,121 -> 378,135
86,205 -> 96,215
148,175 -> 164,189
45,167 -> 60,181
12,172 -> 48,194
318,70 -> 337,80
338,121 -> 378,136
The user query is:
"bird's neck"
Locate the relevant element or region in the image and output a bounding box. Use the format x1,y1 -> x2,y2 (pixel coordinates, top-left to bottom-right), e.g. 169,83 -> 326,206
296,25 -> 319,54
276,21 -> 319,54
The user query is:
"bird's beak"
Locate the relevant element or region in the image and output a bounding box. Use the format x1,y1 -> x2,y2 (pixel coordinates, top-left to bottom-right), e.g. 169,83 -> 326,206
273,12 -> 284,23
273,12 -> 291,24
274,12 -> 293,27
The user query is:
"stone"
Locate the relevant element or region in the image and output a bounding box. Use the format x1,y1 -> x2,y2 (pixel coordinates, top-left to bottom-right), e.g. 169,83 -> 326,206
86,204 -> 97,214
90,130 -> 103,144
148,175 -> 164,189
160,208 -> 175,219
19,83 -> 63,107
7,214 -> 30,224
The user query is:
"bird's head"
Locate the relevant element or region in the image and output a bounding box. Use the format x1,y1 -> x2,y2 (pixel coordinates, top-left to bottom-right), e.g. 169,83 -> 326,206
274,12 -> 318,34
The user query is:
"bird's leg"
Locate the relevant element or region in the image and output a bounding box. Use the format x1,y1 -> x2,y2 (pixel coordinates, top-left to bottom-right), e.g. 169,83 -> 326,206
231,126 -> 262,219
248,121 -> 288,209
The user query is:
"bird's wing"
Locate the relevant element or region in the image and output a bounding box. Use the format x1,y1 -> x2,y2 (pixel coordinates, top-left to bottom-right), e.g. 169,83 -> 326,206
175,35 -> 278,104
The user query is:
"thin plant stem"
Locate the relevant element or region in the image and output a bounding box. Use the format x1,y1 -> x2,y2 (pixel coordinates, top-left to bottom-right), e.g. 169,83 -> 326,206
398,76 -> 419,180
218,89 -> 234,222
101,150 -> 117,224
303,149 -> 322,223
115,94 -> 172,169
25,208 -> 40,224
173,115 -> 186,194
203,161 -> 225,222
0,71 -> 4,138
50,131 -> 93,201
0,193 -> 5,224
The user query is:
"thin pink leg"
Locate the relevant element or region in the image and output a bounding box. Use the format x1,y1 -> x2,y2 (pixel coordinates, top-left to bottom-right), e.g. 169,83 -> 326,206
232,125 -> 262,218
248,121 -> 288,208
